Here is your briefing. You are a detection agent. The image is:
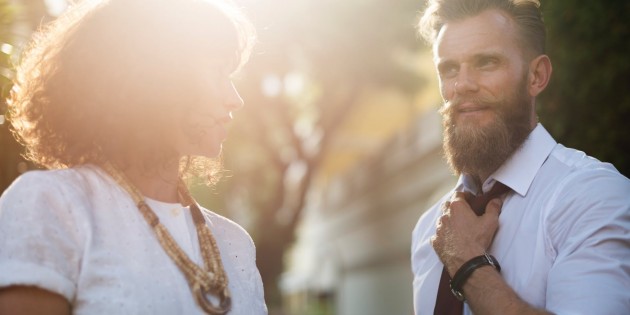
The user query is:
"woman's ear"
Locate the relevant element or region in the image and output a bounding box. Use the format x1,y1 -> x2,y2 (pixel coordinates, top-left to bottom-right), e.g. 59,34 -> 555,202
528,54 -> 552,97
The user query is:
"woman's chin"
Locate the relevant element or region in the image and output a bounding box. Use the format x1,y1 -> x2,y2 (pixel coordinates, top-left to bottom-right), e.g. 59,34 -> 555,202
205,143 -> 224,158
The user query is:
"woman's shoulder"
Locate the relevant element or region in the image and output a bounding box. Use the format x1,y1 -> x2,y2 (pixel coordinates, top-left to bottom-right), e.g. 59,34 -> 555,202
5,165 -> 102,188
0,167 -> 95,301
200,207 -> 255,246
0,165 -> 108,207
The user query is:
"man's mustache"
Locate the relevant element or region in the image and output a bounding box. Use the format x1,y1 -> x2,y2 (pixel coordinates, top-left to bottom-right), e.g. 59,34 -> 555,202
440,97 -> 500,116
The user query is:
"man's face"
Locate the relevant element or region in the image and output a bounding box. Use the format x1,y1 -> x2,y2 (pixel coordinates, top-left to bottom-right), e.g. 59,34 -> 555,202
434,9 -> 536,179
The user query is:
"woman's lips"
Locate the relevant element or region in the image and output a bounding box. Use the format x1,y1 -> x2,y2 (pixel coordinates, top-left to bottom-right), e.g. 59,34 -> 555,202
217,116 -> 232,124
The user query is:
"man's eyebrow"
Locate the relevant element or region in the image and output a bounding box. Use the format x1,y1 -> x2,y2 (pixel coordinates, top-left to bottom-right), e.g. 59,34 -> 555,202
473,51 -> 504,59
436,51 -> 505,67
436,59 -> 458,70
472,51 -> 505,61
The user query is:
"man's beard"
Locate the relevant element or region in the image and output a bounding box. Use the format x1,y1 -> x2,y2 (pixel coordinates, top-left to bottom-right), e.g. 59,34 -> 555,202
440,80 -> 533,179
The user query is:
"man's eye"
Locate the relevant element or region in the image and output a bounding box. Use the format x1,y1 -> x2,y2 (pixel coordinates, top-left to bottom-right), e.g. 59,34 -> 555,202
439,65 -> 458,78
478,57 -> 499,69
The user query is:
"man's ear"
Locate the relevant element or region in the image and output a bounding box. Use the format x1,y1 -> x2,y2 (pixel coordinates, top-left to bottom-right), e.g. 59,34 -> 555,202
528,54 -> 552,97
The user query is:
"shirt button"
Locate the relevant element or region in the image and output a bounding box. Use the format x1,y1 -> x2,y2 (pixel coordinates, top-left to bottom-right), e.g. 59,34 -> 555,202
170,207 -> 181,217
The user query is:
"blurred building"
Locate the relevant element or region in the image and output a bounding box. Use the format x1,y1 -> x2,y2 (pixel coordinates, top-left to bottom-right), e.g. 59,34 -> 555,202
280,110 -> 455,315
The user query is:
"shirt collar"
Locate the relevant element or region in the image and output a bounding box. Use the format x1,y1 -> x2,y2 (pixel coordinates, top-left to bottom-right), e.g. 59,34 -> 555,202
455,123 -> 557,197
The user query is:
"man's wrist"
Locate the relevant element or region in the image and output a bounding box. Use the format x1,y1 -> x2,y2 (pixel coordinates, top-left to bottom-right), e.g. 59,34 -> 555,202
449,252 -> 501,301
446,248 -> 486,276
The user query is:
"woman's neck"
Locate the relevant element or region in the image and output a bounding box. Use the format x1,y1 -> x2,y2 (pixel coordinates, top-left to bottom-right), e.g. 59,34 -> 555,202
122,162 -> 181,203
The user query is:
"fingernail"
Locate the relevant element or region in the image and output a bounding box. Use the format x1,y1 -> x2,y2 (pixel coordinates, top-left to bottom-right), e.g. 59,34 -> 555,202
490,198 -> 503,207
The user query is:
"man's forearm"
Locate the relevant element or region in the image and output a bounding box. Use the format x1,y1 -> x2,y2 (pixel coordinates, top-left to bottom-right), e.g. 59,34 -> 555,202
462,266 -> 553,315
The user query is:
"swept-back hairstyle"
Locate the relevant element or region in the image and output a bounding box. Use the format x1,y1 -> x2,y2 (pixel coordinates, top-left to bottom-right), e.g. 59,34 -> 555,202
418,0 -> 545,57
8,0 -> 255,182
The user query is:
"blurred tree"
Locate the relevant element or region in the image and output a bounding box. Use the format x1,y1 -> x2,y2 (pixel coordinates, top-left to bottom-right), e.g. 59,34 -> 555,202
212,0 -> 427,307
0,0 -> 51,193
0,0 -> 22,192
217,0 -> 630,308
540,1 -> 630,177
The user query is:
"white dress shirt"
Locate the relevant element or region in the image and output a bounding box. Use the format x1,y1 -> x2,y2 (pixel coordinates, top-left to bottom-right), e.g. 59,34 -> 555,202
0,165 -> 267,315
412,124 -> 630,315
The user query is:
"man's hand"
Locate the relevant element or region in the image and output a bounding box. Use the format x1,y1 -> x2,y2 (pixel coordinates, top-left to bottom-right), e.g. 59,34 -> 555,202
430,194 -> 552,315
430,192 -> 503,276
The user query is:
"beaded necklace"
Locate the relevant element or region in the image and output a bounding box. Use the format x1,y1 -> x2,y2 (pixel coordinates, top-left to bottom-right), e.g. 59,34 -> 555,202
102,163 -> 231,314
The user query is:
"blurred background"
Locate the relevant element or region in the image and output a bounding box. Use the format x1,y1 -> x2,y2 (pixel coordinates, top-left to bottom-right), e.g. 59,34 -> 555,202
1,0 -> 629,314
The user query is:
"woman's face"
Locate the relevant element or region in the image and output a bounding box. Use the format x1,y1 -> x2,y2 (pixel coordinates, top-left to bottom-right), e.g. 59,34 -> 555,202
177,65 -> 244,158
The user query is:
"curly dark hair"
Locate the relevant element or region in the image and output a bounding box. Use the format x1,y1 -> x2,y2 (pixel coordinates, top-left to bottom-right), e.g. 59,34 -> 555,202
8,0 -> 255,183
418,0 -> 545,58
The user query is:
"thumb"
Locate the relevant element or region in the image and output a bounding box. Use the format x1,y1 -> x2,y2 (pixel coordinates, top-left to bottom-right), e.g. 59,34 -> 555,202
485,198 -> 503,217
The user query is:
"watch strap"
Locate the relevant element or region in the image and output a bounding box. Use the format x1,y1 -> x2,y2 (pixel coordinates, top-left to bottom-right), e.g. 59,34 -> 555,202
449,252 -> 501,301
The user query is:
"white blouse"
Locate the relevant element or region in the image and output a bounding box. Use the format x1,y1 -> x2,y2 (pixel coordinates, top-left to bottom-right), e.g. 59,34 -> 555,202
0,165 -> 267,315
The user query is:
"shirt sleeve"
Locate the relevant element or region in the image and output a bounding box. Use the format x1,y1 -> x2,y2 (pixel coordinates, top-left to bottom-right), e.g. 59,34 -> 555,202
0,170 -> 85,301
545,169 -> 630,314
203,210 -> 268,314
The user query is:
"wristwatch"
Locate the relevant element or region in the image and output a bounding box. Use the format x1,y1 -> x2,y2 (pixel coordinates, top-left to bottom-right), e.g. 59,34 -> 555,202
449,252 -> 501,302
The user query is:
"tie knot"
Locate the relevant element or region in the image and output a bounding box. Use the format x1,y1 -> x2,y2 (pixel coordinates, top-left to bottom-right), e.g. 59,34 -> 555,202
464,182 -> 510,216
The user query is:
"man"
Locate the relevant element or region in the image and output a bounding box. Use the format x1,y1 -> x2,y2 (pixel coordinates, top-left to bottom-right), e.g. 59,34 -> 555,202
411,0 -> 630,314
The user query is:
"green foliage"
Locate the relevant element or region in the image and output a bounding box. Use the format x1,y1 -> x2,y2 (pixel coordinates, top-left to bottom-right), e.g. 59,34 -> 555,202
0,0 -> 17,99
0,0 -> 50,193
0,0 -> 23,192
539,1 -> 630,177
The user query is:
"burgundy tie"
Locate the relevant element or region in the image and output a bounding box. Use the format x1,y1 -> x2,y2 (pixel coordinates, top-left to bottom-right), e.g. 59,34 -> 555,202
433,182 -> 510,315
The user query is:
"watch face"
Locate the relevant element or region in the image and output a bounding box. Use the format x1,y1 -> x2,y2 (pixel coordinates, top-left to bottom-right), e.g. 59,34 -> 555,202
484,253 -> 501,272
451,288 -> 466,302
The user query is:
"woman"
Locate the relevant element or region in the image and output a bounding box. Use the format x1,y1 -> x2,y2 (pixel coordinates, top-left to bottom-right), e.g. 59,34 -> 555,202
0,0 -> 266,314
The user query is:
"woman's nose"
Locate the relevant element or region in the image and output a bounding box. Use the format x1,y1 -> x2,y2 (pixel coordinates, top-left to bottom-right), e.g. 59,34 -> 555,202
225,81 -> 244,111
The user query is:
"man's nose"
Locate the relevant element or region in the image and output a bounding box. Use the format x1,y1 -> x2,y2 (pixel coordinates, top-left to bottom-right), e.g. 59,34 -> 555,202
454,66 -> 479,95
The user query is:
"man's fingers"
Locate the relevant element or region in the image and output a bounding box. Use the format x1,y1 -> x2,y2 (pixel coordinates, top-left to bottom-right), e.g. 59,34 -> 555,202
485,198 -> 503,216
430,235 -> 437,248
441,200 -> 451,214
451,191 -> 467,201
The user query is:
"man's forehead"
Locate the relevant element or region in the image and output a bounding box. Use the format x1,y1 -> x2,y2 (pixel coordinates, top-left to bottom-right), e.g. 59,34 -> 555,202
433,9 -> 519,60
